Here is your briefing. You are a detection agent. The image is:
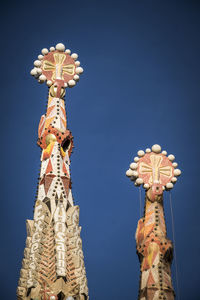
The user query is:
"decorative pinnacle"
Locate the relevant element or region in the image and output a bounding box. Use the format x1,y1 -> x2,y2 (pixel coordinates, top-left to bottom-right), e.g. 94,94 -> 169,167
126,144 -> 181,191
30,43 -> 84,88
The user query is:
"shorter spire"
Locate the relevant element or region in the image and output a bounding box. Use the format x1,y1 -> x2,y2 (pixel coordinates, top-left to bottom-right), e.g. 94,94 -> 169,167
126,144 -> 181,300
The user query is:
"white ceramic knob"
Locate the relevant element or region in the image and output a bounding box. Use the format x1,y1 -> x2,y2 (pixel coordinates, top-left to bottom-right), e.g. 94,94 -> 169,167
74,74 -> 80,81
30,68 -> 37,76
166,182 -> 173,189
38,54 -> 43,60
171,177 -> 177,183
65,49 -> 71,54
136,178 -> 143,185
174,169 -> 181,176
71,53 -> 78,60
172,162 -> 178,168
68,79 -> 76,87
168,154 -> 175,161
76,67 -> 83,74
36,68 -> 42,75
56,43 -> 65,51
132,171 -> 138,177
75,60 -> 80,66
47,80 -> 53,86
152,144 -> 161,153
162,150 -> 167,155
34,60 -> 41,67
41,48 -> 49,55
130,162 -> 138,170
138,150 -> 145,157
144,183 -> 150,189
126,169 -> 133,177
39,74 -> 46,82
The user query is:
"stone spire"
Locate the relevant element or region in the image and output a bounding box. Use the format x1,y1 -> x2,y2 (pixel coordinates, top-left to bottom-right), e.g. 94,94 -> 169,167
17,43 -> 88,300
126,144 -> 181,300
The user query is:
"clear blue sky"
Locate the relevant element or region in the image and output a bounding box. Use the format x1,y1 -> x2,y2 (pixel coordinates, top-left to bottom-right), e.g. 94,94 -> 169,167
0,1 -> 199,299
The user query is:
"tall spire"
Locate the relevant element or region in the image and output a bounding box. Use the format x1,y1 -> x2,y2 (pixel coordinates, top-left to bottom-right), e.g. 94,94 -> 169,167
126,144 -> 181,300
17,43 -> 88,300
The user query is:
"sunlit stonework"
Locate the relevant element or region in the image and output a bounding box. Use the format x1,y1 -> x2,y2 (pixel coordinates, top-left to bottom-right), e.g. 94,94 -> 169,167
17,43 -> 88,300
126,145 -> 181,300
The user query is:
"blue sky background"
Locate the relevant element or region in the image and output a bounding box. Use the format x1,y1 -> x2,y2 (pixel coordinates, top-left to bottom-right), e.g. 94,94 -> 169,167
0,0 -> 200,299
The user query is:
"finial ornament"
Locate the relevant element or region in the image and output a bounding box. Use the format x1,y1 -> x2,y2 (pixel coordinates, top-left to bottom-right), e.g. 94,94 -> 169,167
17,43 -> 88,300
30,42 -> 83,88
126,144 -> 181,193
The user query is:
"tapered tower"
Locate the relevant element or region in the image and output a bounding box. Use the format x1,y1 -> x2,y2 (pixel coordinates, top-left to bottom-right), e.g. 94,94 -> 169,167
17,43 -> 88,300
126,144 -> 181,300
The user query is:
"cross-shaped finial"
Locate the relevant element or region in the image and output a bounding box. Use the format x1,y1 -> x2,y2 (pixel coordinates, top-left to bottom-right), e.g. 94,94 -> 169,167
126,144 -> 181,191
30,43 -> 83,88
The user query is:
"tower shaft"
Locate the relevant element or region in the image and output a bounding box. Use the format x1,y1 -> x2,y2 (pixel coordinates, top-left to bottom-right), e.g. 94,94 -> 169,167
136,190 -> 174,300
17,76 -> 88,300
126,144 -> 181,300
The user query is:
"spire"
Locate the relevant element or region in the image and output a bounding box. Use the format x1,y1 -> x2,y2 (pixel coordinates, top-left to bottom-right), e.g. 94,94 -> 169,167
126,144 -> 181,300
17,43 -> 88,300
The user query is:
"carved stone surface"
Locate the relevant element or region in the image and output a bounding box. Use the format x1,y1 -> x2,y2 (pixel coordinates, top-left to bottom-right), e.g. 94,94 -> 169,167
17,43 -> 88,300
136,192 -> 174,300
126,145 -> 181,300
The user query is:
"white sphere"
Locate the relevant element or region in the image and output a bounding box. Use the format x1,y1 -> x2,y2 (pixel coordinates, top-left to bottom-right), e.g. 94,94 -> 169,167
171,177 -> 177,183
166,182 -> 173,189
71,53 -> 78,60
65,49 -> 71,54
66,297 -> 74,300
126,169 -> 133,177
38,54 -> 44,60
132,171 -> 138,177
56,43 -> 65,51
50,296 -> 56,300
30,68 -> 37,76
130,162 -> 138,170
168,154 -> 175,161
162,186 -> 165,190
47,80 -> 53,86
172,162 -> 178,168
134,156 -> 139,162
50,46 -> 55,52
74,74 -> 80,81
136,178 -> 143,185
174,169 -> 181,176
39,74 -> 46,82
68,79 -> 76,87
144,183 -> 149,189
162,150 -> 167,155
41,48 -> 49,55
76,67 -> 84,74
75,60 -> 80,66
36,68 -> 42,75
34,60 -> 41,67
145,148 -> 151,153
152,144 -> 161,153
137,150 -> 145,157
64,82 -> 68,88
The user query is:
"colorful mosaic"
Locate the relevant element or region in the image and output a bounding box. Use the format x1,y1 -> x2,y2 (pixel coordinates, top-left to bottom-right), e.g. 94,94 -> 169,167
17,43 -> 88,300
126,144 -> 181,300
